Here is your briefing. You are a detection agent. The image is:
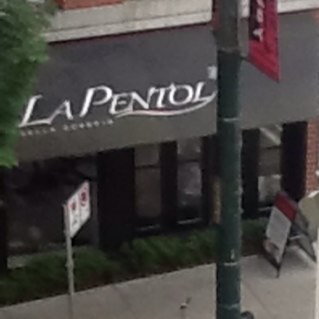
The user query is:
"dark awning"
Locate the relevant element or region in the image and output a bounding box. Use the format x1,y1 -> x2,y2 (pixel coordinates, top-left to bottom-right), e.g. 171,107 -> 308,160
16,11 -> 318,162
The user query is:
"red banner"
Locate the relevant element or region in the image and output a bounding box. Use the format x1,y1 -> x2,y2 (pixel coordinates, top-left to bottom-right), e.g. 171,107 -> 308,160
248,0 -> 280,81
212,0 -> 219,31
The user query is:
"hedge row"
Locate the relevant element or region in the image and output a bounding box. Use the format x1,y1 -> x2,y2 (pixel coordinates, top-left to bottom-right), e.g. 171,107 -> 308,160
0,219 -> 266,306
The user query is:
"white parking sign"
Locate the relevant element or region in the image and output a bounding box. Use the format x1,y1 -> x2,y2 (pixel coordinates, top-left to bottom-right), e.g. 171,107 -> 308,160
63,181 -> 91,319
64,182 -> 91,238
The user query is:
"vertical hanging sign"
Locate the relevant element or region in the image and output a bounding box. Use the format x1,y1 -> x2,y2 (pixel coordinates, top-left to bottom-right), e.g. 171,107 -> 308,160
212,0 -> 219,31
248,0 -> 280,81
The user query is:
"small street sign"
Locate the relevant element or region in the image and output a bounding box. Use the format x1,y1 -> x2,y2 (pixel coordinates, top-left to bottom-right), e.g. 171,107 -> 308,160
63,181 -> 91,319
65,181 -> 91,238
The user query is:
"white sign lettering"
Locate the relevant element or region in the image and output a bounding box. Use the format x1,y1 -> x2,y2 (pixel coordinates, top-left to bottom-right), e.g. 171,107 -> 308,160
253,0 -> 265,42
20,81 -> 217,129
80,85 -> 113,118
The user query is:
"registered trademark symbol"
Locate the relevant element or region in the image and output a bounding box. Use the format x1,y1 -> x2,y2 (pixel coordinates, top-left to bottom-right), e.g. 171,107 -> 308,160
207,65 -> 218,80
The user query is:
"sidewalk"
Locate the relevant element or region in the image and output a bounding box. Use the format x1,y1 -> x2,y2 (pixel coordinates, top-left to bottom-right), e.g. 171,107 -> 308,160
0,248 -> 316,319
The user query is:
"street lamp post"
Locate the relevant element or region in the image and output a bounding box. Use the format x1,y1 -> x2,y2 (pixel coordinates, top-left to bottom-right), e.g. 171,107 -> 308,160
215,0 -> 254,318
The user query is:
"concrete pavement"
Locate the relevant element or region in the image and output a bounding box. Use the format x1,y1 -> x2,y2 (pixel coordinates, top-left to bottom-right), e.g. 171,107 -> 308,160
0,247 -> 316,319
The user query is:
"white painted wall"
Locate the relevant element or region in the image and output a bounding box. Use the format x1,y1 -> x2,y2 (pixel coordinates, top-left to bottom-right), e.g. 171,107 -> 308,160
45,0 -> 212,42
45,0 -> 319,42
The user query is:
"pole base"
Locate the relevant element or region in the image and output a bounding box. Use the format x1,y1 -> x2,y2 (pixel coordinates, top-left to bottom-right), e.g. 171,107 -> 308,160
241,311 -> 255,319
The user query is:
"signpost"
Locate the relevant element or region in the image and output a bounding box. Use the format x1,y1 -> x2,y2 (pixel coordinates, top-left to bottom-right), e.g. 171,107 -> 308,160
63,181 -> 91,319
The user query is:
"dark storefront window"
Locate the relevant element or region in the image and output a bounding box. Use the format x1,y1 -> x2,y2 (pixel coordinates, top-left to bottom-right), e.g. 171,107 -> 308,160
135,138 -> 208,232
135,145 -> 161,230
258,125 -> 282,211
6,157 -> 96,254
177,138 -> 202,224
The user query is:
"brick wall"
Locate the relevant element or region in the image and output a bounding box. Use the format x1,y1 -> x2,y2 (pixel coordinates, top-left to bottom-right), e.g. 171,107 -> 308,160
54,0 -> 122,10
304,119 -> 319,194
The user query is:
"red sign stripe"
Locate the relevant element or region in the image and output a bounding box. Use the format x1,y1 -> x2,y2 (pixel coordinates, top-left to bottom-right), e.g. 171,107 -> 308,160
274,192 -> 297,221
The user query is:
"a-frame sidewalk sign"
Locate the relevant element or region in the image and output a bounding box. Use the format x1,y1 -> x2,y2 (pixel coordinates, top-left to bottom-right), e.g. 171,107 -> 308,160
262,191 -> 316,277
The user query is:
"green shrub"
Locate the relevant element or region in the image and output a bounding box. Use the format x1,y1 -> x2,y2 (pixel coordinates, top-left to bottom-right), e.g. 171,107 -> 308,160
74,248 -> 123,285
0,219 -> 266,306
242,218 -> 267,241
20,253 -> 67,297
190,229 -> 218,261
0,277 -> 20,305
131,239 -> 157,272
148,236 -> 182,269
119,243 -> 140,273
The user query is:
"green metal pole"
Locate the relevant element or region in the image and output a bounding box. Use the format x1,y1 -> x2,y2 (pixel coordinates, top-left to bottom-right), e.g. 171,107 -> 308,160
216,0 -> 242,317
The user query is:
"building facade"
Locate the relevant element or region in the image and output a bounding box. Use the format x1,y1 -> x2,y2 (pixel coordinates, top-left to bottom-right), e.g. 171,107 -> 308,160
3,0 -> 319,255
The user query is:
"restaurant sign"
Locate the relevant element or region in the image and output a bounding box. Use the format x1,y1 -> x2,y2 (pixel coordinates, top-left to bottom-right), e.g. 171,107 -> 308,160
20,81 -> 217,131
15,15 -> 318,162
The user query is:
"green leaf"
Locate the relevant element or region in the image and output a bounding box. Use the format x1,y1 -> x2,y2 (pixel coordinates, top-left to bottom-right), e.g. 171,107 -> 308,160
0,0 -> 52,167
